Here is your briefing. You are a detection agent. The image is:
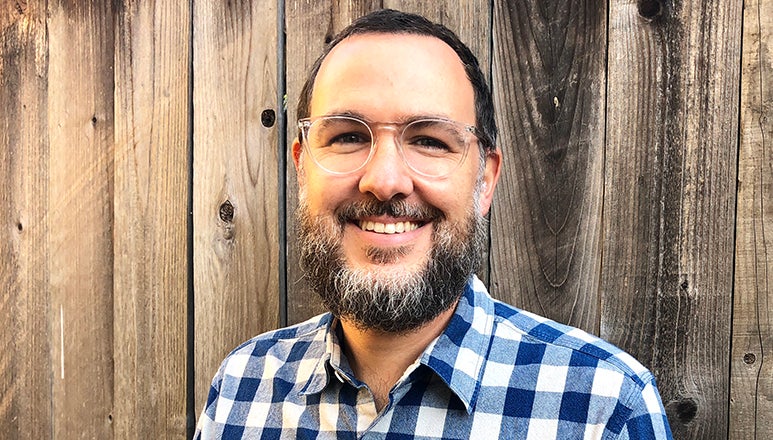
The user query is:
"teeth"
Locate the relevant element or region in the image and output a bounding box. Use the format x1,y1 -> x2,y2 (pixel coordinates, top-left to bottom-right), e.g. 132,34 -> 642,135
358,220 -> 420,234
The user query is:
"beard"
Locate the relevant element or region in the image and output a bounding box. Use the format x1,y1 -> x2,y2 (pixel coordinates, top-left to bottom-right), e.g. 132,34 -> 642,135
296,184 -> 487,334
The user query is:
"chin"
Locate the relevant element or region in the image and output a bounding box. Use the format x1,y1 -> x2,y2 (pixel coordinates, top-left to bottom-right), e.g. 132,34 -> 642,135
353,248 -> 429,273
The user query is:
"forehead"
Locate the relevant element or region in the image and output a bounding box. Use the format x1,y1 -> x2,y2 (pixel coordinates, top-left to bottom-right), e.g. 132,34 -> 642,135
310,33 -> 476,122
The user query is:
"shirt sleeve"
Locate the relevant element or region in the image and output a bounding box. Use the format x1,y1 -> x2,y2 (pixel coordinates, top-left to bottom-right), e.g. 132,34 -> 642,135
618,377 -> 673,439
193,368 -> 225,440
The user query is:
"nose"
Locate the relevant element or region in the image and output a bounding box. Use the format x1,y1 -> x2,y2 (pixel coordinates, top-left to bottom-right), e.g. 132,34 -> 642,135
358,130 -> 414,201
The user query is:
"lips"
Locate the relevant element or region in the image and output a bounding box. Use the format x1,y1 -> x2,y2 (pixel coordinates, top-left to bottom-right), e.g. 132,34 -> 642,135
358,220 -> 421,234
337,199 -> 439,235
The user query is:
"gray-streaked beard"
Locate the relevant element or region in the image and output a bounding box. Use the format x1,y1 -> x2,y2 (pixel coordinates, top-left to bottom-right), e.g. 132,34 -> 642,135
296,187 -> 487,334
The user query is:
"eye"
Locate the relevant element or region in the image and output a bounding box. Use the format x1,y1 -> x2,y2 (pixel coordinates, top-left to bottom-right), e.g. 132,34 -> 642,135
330,132 -> 370,145
323,129 -> 371,155
403,120 -> 466,155
407,136 -> 451,151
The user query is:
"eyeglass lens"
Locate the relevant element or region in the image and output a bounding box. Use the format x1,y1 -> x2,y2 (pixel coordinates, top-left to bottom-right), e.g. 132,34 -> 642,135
304,117 -> 469,177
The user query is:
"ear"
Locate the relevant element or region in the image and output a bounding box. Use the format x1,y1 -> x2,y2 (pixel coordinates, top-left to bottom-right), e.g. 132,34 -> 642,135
292,137 -> 307,188
478,148 -> 501,216
291,137 -> 303,171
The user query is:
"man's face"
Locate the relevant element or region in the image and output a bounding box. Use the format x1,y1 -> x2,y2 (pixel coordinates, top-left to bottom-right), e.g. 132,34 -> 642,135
293,33 -> 500,332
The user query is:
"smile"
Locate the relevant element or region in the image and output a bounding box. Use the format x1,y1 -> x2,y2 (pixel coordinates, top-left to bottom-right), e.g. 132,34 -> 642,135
358,220 -> 421,234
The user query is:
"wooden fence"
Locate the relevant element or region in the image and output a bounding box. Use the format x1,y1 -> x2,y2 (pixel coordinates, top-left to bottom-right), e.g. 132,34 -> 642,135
1,0 -> 770,438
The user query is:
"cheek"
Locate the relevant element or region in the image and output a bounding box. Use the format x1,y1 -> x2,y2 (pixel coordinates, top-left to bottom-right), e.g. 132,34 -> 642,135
419,171 -> 481,218
298,169 -> 359,213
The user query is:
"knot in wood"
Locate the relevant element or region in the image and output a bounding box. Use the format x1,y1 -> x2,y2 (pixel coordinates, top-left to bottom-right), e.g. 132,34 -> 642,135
637,0 -> 662,20
261,109 -> 276,127
219,200 -> 235,223
667,398 -> 698,424
743,352 -> 756,365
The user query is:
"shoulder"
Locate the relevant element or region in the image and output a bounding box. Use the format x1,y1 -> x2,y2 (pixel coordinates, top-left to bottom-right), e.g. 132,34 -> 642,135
194,314 -> 334,438
462,278 -> 655,390
488,298 -> 651,386
475,294 -> 671,436
213,313 -> 332,384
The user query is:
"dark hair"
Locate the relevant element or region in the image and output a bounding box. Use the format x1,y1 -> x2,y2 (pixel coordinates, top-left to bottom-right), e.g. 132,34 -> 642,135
296,9 -> 496,150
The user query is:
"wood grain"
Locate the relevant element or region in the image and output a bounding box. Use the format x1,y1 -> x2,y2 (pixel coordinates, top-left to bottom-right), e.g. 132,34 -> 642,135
47,0 -> 116,437
490,0 -> 606,332
603,1 -> 742,437
193,0 -> 280,418
0,2 -> 52,438
0,2 -> 768,438
730,0 -> 773,437
284,0 -> 492,325
113,0 -> 191,437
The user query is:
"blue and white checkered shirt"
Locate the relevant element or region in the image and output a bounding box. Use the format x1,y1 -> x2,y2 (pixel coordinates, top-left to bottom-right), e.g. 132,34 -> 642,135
195,276 -> 672,439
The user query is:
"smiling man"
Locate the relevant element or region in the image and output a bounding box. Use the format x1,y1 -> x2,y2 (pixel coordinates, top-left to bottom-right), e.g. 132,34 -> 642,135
195,9 -> 672,439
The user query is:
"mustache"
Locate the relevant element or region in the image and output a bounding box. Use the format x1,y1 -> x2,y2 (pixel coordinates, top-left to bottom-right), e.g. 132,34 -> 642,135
335,199 -> 443,224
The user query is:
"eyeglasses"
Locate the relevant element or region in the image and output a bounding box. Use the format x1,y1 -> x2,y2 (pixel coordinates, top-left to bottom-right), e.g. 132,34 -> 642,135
298,115 -> 484,178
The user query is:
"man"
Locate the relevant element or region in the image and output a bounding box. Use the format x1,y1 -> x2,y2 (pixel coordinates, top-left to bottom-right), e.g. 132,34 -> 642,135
196,9 -> 673,439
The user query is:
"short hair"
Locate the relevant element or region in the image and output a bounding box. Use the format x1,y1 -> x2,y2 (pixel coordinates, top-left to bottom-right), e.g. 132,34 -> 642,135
296,8 -> 497,151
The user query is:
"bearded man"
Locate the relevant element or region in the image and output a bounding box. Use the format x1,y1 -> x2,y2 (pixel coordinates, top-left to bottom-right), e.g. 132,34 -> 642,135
195,9 -> 672,440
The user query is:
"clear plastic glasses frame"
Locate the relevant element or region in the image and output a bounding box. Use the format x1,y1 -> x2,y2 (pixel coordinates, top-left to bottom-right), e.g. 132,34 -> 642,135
298,115 -> 484,178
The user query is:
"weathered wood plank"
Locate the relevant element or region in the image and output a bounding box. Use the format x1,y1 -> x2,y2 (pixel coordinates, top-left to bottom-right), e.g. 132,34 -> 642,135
730,0 -> 773,437
47,0 -> 116,437
284,0 -> 492,325
490,0 -> 606,332
193,0 -> 280,418
0,2 -> 52,439
603,1 -> 741,438
603,7 -> 687,430
284,0 -> 365,327
113,0 -> 190,437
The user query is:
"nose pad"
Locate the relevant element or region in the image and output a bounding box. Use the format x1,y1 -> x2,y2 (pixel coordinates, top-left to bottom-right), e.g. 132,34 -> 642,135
359,127 -> 414,200
370,126 -> 403,162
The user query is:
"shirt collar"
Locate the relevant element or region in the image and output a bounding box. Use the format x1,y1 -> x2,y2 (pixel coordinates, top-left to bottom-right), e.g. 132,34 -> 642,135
419,275 -> 495,413
298,276 -> 496,413
298,313 -> 336,395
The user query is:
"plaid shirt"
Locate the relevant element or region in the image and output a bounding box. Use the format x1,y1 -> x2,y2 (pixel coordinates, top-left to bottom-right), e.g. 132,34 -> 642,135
195,276 -> 672,439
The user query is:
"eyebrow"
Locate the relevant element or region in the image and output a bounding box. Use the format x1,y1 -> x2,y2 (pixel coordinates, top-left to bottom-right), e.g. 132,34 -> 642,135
320,110 -> 456,124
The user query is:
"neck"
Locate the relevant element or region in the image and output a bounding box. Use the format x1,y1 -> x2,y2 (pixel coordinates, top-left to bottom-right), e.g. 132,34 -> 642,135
338,302 -> 458,411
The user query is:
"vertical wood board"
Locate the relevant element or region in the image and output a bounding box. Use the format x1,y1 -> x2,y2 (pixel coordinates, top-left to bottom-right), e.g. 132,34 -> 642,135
0,2 -> 52,438
47,1 -> 116,438
603,1 -> 741,437
490,0 -> 607,332
730,0 -> 773,437
113,0 -> 191,437
193,0 -> 280,418
601,0 -> 672,375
